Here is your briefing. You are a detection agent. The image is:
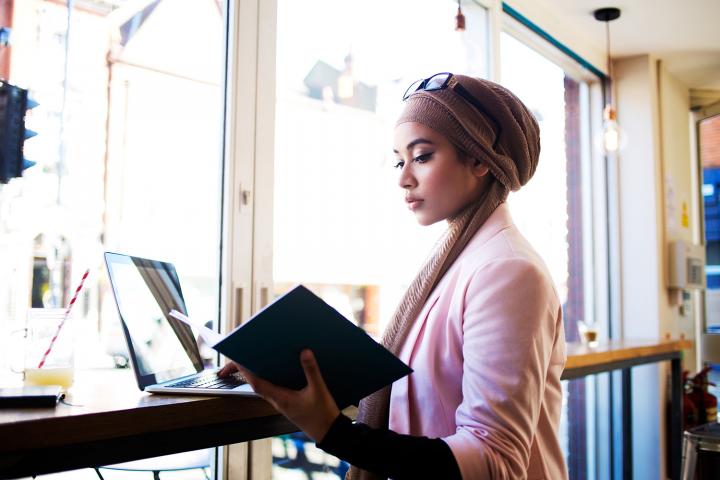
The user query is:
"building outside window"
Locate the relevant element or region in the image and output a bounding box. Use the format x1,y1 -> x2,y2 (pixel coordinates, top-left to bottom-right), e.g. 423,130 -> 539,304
0,0 -> 227,477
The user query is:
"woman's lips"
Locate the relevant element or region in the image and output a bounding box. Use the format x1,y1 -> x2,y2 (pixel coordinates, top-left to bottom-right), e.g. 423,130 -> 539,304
405,198 -> 423,210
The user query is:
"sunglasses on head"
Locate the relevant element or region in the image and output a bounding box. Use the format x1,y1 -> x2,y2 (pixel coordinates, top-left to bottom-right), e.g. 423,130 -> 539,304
402,72 -> 502,149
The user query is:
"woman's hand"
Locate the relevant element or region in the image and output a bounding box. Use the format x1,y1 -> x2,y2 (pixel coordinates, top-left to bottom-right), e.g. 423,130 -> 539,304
218,349 -> 340,442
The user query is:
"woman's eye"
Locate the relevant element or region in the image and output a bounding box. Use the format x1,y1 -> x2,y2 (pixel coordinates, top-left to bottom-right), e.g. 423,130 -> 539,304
414,153 -> 433,163
393,160 -> 404,169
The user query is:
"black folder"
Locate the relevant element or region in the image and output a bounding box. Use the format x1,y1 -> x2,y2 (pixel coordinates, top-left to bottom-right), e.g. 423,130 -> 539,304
214,285 -> 412,408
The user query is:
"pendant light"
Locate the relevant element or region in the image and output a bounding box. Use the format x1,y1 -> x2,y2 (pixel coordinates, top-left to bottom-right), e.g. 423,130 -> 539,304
455,0 -> 465,32
594,7 -> 625,154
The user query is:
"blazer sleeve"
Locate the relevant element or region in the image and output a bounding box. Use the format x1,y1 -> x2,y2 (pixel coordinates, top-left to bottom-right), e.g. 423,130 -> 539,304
442,257 -> 562,479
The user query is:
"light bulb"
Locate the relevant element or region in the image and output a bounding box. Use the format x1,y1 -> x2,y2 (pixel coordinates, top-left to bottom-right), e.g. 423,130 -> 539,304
599,104 -> 625,154
603,120 -> 621,152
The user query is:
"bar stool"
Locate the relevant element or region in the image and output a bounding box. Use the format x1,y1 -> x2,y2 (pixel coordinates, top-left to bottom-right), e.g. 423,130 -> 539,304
681,422 -> 720,480
93,449 -> 211,480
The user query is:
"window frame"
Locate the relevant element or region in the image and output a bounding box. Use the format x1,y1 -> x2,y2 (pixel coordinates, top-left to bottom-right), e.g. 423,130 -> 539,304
219,0 -> 277,478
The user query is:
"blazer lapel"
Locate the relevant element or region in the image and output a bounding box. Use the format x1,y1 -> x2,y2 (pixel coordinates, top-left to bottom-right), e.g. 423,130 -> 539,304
390,289 -> 442,434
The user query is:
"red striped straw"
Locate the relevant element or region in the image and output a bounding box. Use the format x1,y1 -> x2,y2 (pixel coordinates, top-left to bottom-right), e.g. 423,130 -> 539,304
37,269 -> 89,369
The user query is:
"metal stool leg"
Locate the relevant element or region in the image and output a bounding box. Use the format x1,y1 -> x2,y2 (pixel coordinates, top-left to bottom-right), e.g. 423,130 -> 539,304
671,356 -> 682,480
681,434 -> 697,480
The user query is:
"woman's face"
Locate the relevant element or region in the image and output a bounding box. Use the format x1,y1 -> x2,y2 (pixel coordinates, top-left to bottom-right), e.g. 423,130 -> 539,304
393,122 -> 489,226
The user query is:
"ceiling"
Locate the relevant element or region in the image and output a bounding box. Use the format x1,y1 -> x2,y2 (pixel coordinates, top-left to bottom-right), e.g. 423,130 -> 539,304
546,0 -> 720,91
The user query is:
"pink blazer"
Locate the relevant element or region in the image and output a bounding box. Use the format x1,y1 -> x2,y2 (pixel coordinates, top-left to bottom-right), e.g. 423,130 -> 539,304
389,203 -> 567,480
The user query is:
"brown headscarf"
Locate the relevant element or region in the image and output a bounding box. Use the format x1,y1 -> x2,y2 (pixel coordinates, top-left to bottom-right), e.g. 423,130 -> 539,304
347,75 -> 540,480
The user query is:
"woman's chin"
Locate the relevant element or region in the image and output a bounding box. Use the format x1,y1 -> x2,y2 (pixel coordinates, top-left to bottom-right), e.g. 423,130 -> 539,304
414,214 -> 442,227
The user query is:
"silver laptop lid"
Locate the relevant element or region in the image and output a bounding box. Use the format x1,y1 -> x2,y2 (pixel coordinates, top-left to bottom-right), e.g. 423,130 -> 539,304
104,252 -> 204,390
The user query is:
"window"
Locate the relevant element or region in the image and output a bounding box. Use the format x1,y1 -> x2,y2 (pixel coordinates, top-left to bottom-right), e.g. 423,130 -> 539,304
273,0 -> 489,336
271,0 -> 490,475
0,1 -> 227,476
500,21 -> 605,480
698,110 -> 720,407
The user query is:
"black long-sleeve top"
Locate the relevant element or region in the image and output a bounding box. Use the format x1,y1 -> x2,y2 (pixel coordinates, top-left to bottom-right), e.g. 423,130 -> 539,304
316,414 -> 462,480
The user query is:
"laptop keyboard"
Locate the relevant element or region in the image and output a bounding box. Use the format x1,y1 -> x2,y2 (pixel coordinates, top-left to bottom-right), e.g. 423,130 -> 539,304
165,372 -> 247,390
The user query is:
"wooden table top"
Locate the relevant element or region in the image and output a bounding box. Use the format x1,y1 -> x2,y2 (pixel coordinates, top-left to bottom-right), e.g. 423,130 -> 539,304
0,368 -> 296,478
0,368 -> 290,451
565,338 -> 692,369
562,338 -> 692,380
1,338 -> 692,434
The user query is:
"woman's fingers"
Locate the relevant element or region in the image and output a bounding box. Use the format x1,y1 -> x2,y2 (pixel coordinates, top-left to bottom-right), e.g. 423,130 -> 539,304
299,349 -> 324,389
234,365 -> 262,391
236,364 -> 291,405
231,350 -> 334,412
228,352 -> 339,442
217,361 -> 238,377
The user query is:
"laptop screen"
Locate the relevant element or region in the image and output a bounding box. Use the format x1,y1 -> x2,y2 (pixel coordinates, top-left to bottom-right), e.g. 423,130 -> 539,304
104,252 -> 203,387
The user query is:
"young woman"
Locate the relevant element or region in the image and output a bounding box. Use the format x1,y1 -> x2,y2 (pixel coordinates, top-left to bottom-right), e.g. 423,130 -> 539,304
220,73 -> 567,480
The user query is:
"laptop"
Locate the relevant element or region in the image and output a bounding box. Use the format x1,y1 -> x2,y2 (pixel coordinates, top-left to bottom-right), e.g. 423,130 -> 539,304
104,252 -> 256,396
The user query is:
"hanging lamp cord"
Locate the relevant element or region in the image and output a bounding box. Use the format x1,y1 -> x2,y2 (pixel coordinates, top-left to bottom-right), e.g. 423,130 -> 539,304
605,19 -> 613,108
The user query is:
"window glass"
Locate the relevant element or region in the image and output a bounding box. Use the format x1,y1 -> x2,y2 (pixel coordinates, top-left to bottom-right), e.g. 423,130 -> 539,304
699,114 -> 720,413
0,1 -> 226,476
700,115 -> 720,320
0,0 -> 225,366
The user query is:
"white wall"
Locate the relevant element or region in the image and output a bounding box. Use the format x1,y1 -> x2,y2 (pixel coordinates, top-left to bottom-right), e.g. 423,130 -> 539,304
615,56 -> 665,339
614,54 -> 665,480
612,55 -> 699,480
659,65 -> 697,350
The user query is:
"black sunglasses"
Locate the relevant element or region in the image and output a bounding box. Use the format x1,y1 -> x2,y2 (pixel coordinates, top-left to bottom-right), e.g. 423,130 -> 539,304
402,72 -> 502,149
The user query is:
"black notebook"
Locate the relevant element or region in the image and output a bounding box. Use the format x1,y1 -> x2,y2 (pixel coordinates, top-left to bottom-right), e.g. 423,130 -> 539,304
173,285 -> 411,408
0,386 -> 63,408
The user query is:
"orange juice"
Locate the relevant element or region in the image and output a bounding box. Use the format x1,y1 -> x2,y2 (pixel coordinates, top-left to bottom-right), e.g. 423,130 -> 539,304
22,308 -> 75,389
24,366 -> 74,389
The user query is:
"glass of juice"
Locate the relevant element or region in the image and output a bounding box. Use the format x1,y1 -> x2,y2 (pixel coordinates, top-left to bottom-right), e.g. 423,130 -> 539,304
21,308 -> 75,390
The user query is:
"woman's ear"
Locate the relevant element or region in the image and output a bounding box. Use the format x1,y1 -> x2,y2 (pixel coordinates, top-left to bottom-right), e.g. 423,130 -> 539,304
472,161 -> 490,178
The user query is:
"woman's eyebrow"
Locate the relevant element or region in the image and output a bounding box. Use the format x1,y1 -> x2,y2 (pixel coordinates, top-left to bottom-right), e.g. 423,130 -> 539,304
392,138 -> 435,154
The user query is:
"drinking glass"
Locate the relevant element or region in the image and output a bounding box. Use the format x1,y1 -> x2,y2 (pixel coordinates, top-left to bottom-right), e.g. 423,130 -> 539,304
577,320 -> 599,348
12,308 -> 75,389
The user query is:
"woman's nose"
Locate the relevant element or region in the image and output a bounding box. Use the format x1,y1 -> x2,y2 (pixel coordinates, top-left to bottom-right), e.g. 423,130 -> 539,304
397,164 -> 416,189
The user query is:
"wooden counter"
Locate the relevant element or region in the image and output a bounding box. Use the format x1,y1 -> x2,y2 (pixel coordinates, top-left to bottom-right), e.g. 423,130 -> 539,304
0,368 -> 296,479
563,338 -> 692,379
0,339 -> 692,480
